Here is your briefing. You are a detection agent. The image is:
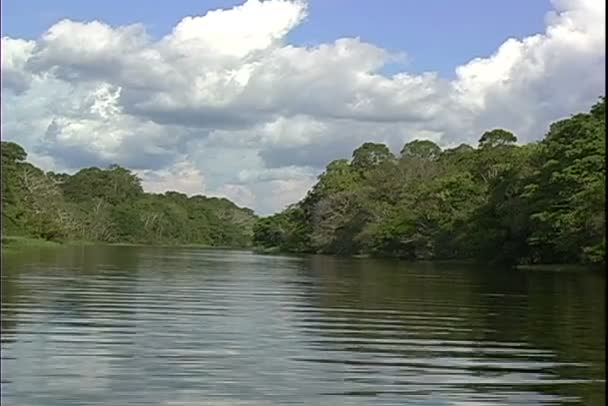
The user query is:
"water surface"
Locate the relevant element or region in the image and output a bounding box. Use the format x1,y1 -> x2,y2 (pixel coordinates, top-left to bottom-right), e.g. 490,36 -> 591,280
1,246 -> 605,405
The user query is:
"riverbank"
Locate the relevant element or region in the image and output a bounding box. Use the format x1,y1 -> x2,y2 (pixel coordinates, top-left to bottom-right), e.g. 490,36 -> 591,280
1,236 -> 96,254
3,237 -> 602,270
515,263 -> 604,272
251,245 -> 604,270
2,236 -> 60,250
1,236 -> 250,255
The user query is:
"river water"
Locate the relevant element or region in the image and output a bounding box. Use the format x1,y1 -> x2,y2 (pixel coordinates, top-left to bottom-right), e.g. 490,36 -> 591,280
1,246 -> 605,405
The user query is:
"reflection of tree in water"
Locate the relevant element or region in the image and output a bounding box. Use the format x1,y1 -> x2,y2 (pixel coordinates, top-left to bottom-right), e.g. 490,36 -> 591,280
294,255 -> 605,404
1,245 -> 142,342
1,246 -> 145,400
516,270 -> 605,405
1,255 -> 27,342
298,255 -> 490,340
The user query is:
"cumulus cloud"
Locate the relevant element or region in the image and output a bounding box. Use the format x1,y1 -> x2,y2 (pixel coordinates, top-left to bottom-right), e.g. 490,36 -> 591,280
450,0 -> 606,144
0,0 -> 604,214
1,37 -> 37,93
211,184 -> 257,210
162,0 -> 307,58
138,160 -> 206,197
226,176 -> 317,215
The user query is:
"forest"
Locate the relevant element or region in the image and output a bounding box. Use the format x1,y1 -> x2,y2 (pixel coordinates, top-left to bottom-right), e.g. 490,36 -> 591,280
253,99 -> 606,265
1,99 -> 604,265
1,145 -> 256,247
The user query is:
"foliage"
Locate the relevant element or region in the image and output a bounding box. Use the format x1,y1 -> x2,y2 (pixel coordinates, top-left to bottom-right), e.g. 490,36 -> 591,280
1,147 -> 257,248
478,129 -> 518,149
3,99 -> 604,265
400,139 -> 442,161
253,99 -> 606,265
351,142 -> 395,172
524,100 -> 606,264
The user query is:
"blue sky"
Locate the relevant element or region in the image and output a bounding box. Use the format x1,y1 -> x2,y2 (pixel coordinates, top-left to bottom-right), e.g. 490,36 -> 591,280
2,0 -> 552,77
1,0 -> 603,214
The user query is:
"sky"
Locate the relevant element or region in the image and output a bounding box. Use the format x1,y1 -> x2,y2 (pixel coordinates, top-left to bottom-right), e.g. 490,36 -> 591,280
1,0 -> 605,214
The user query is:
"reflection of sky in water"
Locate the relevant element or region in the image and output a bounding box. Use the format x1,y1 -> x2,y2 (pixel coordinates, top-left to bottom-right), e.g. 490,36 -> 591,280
1,247 -> 605,405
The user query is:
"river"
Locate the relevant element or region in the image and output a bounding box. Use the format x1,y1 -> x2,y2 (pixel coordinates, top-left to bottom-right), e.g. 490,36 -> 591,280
1,245 -> 605,405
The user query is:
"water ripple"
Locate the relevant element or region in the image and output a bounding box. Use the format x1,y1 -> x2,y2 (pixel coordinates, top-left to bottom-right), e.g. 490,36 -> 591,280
1,246 -> 605,405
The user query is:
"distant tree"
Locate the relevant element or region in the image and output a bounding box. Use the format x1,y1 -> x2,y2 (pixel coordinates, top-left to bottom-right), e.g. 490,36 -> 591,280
400,139 -> 442,160
478,129 -> 517,149
1,144 -> 257,247
443,143 -> 474,155
351,142 -> 394,171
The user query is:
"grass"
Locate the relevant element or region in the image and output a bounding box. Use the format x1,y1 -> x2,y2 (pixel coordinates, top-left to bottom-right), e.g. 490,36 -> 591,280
1,236 -> 61,254
2,235 -> 60,247
1,235 -> 99,255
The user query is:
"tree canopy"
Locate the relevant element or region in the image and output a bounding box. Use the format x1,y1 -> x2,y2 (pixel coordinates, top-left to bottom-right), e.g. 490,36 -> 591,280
1,148 -> 257,247
400,139 -> 442,161
253,99 -> 606,266
3,98 -> 604,266
478,129 -> 518,149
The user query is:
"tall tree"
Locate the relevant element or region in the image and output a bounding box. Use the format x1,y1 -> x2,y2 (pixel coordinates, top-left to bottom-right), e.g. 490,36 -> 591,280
351,142 -> 395,171
253,100 -> 605,266
400,139 -> 442,161
478,129 -> 517,149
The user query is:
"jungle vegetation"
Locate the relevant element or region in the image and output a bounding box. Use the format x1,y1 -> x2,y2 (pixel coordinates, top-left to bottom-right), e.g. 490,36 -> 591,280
2,99 -> 604,265
1,145 -> 256,248
253,99 -> 606,265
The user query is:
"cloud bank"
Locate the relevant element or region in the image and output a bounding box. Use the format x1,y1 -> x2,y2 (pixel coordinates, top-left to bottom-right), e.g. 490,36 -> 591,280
1,0 -> 604,214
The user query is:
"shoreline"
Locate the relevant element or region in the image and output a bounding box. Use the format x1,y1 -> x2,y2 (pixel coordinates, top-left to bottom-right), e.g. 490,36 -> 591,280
249,246 -> 602,270
2,237 -> 602,270
1,236 -> 250,254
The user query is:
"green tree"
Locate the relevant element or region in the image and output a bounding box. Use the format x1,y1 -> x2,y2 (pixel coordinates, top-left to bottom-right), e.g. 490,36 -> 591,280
253,99 -> 605,266
1,142 -> 28,235
351,142 -> 395,171
400,139 -> 442,161
2,144 -> 257,248
478,129 -> 517,149
525,99 -> 605,263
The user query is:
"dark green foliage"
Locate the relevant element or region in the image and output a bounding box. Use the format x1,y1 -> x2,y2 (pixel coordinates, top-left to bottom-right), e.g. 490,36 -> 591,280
1,147 -> 257,247
61,165 -> 144,206
252,205 -> 311,253
1,145 -> 73,241
524,99 -> 606,264
478,129 -> 518,149
351,142 -> 395,171
254,100 -> 606,265
400,139 -> 442,161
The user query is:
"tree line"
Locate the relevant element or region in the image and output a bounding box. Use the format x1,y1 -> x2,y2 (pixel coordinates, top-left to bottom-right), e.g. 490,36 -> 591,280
2,99 -> 604,264
253,99 -> 606,266
1,145 -> 256,247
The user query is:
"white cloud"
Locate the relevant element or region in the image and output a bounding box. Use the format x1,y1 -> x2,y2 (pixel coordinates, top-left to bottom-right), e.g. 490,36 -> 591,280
211,184 -> 257,209
260,177 -> 317,213
139,160 -> 206,197
245,176 -> 317,215
1,37 -> 37,93
450,0 -> 605,143
235,166 -> 316,184
1,0 -> 604,214
163,0 -> 307,58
